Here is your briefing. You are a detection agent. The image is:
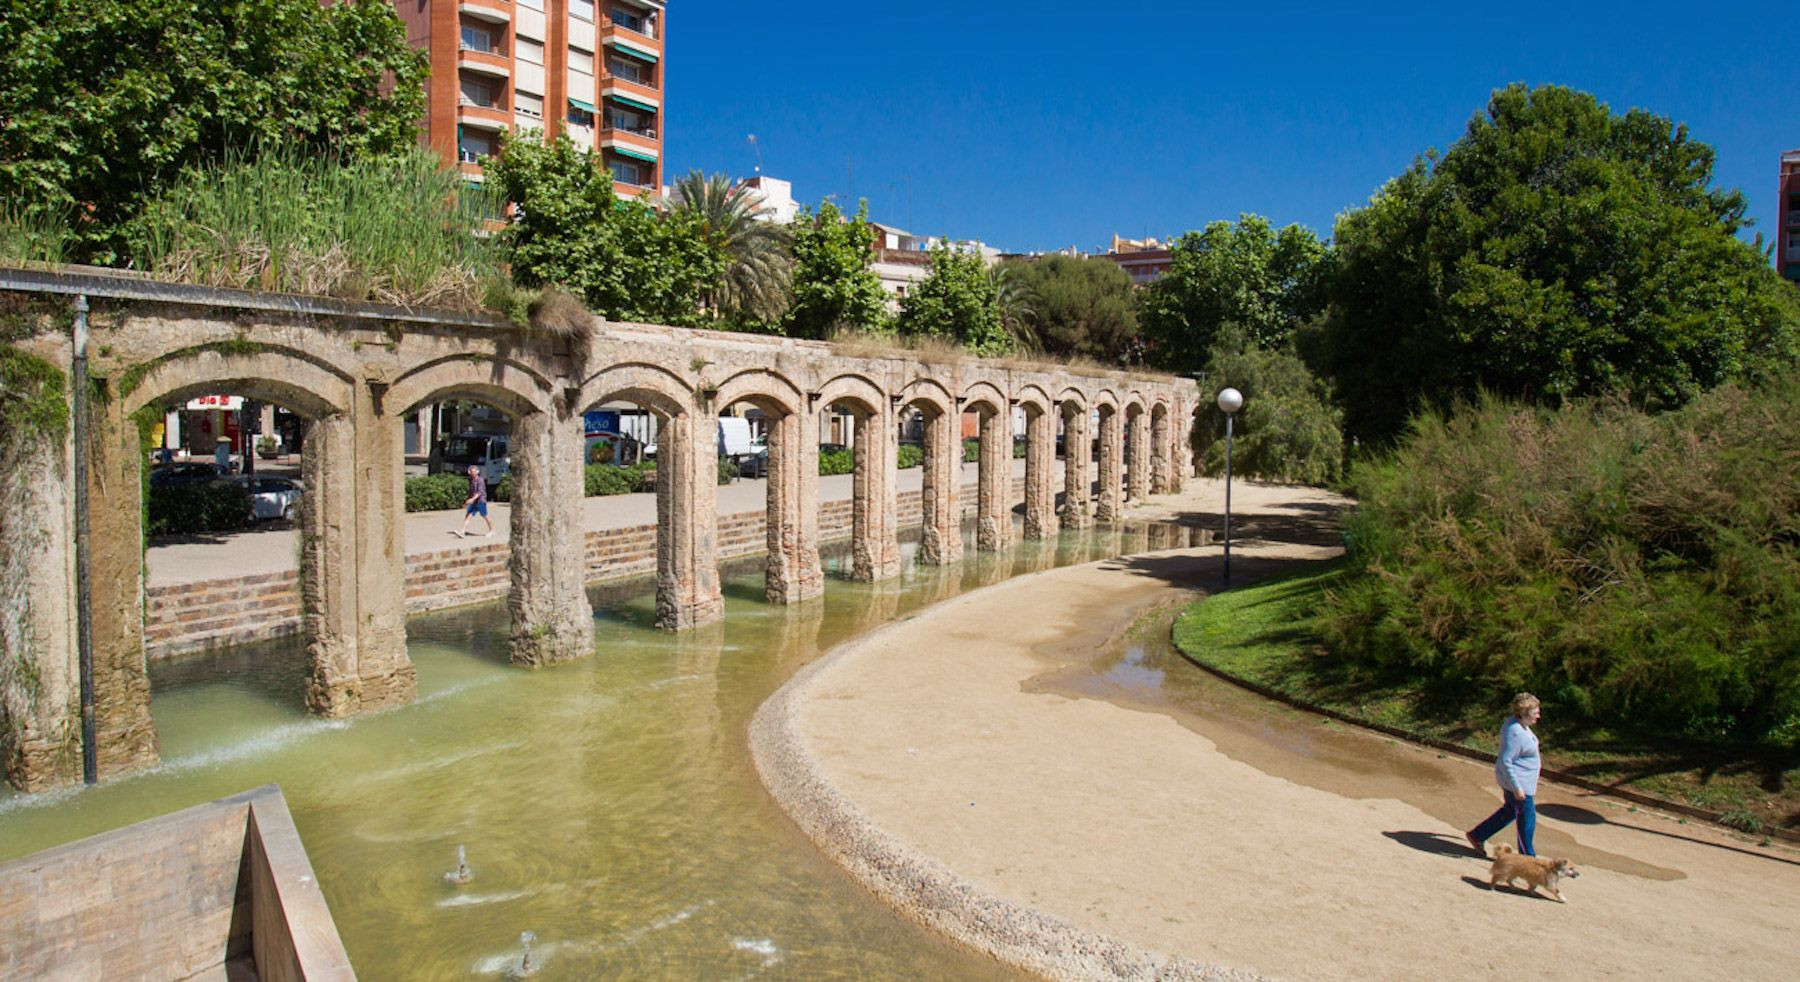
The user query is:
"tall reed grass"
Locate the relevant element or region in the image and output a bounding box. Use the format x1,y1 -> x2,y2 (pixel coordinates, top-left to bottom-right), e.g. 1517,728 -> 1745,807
131,148 -> 506,310
1323,375 -> 1800,747
0,204 -> 70,266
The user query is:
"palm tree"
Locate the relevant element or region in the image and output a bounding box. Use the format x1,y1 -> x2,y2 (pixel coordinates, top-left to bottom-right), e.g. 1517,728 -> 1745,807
989,262 -> 1039,354
670,170 -> 792,322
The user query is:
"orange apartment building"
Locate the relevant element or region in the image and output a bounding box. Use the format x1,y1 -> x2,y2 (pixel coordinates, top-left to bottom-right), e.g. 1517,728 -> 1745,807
393,0 -> 666,196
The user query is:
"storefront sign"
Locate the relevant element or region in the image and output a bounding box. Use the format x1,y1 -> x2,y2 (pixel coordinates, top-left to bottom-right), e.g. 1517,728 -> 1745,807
185,395 -> 244,411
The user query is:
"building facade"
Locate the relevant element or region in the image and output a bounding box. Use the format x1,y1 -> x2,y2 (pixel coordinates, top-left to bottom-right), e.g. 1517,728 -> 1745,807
394,0 -> 666,195
1782,149 -> 1800,285
1100,234 -> 1173,286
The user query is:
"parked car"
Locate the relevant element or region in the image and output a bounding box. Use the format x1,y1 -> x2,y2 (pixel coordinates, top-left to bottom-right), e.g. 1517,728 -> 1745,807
148,462 -> 226,489
739,448 -> 769,479
220,475 -> 303,521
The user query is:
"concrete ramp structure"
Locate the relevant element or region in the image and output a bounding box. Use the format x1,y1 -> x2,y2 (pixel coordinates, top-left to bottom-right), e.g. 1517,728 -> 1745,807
0,784 -> 354,980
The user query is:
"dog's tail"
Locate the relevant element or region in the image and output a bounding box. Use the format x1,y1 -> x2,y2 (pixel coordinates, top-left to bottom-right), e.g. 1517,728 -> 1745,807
1493,844 -> 1516,857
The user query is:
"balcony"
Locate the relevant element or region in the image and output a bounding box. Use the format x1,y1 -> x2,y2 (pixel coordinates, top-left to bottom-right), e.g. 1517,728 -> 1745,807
457,99 -> 510,132
601,127 -> 659,159
458,44 -> 511,77
458,0 -> 511,24
601,73 -> 660,107
601,11 -> 660,48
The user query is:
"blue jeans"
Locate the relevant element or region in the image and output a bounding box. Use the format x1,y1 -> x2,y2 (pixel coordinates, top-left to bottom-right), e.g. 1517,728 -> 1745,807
1469,790 -> 1536,856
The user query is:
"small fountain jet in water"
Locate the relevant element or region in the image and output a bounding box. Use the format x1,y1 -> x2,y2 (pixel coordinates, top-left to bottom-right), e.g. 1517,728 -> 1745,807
443,844 -> 472,886
507,931 -> 538,978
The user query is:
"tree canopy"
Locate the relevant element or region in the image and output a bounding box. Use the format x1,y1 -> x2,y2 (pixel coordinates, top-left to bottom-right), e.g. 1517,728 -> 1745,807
1322,83 -> 1800,445
1138,215 -> 1328,374
999,254 -> 1138,362
670,170 -> 792,325
486,132 -> 720,326
0,0 -> 426,262
1191,327 -> 1344,486
896,246 -> 1009,355
784,200 -> 888,339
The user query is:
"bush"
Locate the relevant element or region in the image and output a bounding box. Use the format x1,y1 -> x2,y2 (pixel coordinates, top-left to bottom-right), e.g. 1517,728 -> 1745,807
818,449 -> 854,476
147,483 -> 252,536
1320,373 -> 1800,747
585,463 -> 652,496
718,457 -> 738,484
963,438 -> 979,462
405,473 -> 470,512
897,444 -> 923,469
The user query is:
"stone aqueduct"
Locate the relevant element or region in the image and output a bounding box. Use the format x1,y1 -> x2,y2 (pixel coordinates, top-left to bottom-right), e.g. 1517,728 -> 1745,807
1,271 -> 1195,791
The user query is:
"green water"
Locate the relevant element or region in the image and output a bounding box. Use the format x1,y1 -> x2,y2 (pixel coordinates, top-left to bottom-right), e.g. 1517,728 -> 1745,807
0,521 -> 1190,978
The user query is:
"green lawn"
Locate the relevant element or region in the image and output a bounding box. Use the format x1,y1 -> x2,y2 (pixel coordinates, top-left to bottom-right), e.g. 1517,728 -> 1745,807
1172,560 -> 1800,837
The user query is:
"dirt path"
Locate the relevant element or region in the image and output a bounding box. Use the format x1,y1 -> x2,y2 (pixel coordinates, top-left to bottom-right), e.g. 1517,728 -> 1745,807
751,481 -> 1800,980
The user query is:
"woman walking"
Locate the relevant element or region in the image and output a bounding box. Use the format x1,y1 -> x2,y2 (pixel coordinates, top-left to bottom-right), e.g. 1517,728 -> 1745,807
1466,692 -> 1542,857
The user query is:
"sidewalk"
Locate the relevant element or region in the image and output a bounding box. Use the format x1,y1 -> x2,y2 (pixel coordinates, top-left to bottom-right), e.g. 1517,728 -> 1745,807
145,459 -> 1024,587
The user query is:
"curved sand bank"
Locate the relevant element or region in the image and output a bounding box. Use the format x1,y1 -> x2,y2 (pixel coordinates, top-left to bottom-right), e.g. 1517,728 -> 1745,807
750,482 -> 1800,980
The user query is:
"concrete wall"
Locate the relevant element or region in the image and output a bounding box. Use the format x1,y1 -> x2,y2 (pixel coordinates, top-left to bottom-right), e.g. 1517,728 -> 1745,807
0,784 -> 352,980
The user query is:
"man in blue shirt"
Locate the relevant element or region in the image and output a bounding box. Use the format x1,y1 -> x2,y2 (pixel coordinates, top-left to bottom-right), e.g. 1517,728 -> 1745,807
458,465 -> 494,538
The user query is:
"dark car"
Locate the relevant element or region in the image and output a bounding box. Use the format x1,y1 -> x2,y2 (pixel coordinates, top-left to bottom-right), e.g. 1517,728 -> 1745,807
738,448 -> 769,479
148,462 -> 226,489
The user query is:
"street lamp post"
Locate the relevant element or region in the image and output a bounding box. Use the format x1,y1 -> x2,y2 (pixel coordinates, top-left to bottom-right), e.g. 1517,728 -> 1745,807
1217,387 -> 1243,587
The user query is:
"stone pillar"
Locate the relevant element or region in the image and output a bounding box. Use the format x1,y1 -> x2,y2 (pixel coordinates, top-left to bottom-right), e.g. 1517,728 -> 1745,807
1095,406 -> 1123,525
976,406 -> 1013,552
1022,406 -> 1058,539
1168,397 -> 1188,493
918,406 -> 962,565
1126,409 -> 1150,501
0,430 -> 81,791
763,408 -> 822,603
506,410 -> 594,666
1150,407 -> 1173,495
1060,405 -> 1092,529
300,386 -> 416,717
86,396 -> 159,776
849,404 -> 901,581
655,409 -> 721,629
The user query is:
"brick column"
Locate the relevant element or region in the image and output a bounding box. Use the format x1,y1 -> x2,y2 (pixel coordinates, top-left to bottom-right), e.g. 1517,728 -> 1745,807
850,404 -> 901,581
1150,407 -> 1173,495
763,408 -> 822,603
1127,409 -> 1151,501
86,395 -> 159,776
1095,406 -> 1123,525
976,406 -> 1013,551
506,410 -> 594,666
1022,406 -> 1058,539
655,408 -> 721,629
1059,404 -> 1092,529
918,406 -> 962,565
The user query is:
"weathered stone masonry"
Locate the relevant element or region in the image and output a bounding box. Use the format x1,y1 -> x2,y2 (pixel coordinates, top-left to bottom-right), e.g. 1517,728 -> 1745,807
0,271 -> 1193,791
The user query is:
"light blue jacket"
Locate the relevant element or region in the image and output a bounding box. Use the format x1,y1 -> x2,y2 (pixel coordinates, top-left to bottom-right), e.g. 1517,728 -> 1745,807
1494,716 -> 1540,796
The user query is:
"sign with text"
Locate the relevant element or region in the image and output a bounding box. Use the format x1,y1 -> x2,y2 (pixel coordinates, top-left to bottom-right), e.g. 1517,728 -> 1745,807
185,395 -> 245,412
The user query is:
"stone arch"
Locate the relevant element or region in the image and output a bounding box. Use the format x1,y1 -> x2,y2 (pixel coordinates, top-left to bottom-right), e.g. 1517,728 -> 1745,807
574,361 -> 694,420
816,373 -> 900,583
387,355 -> 557,419
1093,388 -> 1120,413
897,377 -> 953,417
1016,383 -> 1058,539
714,367 -> 805,417
1055,386 -> 1089,413
815,372 -> 886,416
1123,393 -> 1150,501
121,345 -> 352,420
899,377 -> 960,565
961,379 -> 1008,415
1149,399 -> 1174,494
1055,387 -> 1094,529
1013,382 -> 1052,417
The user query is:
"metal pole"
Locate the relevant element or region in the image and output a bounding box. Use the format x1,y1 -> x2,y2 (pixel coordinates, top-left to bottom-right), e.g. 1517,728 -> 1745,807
1222,413 -> 1233,588
72,294 -> 97,785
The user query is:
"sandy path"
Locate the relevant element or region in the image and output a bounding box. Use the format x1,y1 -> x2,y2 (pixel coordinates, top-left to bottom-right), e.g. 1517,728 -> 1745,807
751,482 -> 1800,980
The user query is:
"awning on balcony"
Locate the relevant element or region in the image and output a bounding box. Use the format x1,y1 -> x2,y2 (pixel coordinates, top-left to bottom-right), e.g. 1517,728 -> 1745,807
568,97 -> 598,114
607,38 -> 658,62
608,144 -> 658,163
606,92 -> 659,113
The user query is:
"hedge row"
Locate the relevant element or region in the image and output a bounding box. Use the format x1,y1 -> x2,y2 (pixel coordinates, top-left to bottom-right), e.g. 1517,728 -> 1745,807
148,483 -> 251,536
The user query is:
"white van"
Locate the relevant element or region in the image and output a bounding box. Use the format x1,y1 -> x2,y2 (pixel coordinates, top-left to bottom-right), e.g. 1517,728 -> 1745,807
431,432 -> 510,488
718,417 -> 756,459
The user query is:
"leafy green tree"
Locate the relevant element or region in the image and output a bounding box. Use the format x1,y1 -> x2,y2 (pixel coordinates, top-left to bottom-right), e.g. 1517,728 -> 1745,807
1191,327 -> 1343,485
999,254 -> 1139,362
1323,83 -> 1800,445
896,245 -> 1009,355
0,0 -> 426,262
670,170 -> 792,324
785,199 -> 888,339
485,133 -> 721,326
1139,215 -> 1328,374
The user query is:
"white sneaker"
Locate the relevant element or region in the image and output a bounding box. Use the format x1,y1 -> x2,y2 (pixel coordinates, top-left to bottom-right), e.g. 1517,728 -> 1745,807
483,531 -> 493,537
453,530 -> 465,538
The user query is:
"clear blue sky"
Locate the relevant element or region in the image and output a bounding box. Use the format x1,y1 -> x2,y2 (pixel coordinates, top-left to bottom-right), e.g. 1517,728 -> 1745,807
667,1 -> 1796,256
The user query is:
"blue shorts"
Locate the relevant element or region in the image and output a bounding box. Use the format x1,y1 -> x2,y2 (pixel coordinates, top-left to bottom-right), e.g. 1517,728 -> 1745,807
467,499 -> 488,517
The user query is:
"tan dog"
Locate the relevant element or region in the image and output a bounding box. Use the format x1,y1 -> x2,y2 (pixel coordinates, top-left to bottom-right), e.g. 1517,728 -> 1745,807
1489,844 -> 1579,902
